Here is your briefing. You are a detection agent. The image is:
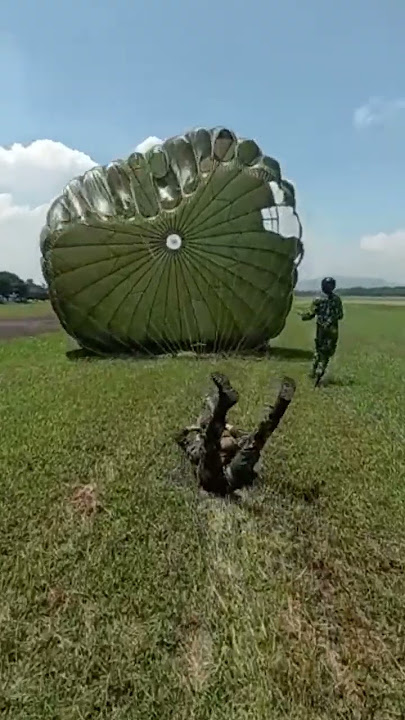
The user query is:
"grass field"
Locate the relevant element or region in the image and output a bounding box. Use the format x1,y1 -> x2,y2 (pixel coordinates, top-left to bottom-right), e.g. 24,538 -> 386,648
1,301 -> 405,719
0,301 -> 53,319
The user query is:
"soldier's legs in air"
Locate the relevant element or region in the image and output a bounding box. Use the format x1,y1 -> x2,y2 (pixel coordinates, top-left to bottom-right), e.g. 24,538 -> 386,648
226,377 -> 296,492
197,388 -> 217,429
197,373 -> 239,495
175,379 -> 223,464
175,429 -> 204,466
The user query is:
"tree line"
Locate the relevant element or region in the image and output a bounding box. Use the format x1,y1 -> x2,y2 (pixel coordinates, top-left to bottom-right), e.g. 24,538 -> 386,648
296,286 -> 405,297
0,271 -> 49,302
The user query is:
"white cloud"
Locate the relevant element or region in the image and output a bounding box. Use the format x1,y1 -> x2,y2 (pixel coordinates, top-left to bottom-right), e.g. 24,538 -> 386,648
0,140 -> 96,282
353,97 -> 405,130
299,229 -> 405,284
0,135 -> 165,283
1,137 -> 404,287
360,230 -> 405,258
135,136 -> 163,154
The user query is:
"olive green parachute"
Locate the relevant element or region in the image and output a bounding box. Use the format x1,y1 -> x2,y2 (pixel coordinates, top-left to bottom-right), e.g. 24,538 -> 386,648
40,127 -> 304,355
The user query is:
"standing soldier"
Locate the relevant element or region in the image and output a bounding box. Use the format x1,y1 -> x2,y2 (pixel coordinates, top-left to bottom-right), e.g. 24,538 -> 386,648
300,277 -> 344,386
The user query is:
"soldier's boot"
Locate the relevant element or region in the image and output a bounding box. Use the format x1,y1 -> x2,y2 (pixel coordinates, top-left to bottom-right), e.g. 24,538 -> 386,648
226,377 -> 296,493
211,373 -> 239,410
201,373 -> 239,445
314,372 -> 322,387
195,374 -> 239,436
255,376 -> 296,448
314,357 -> 329,387
314,368 -> 324,387
197,374 -> 240,493
310,353 -> 320,379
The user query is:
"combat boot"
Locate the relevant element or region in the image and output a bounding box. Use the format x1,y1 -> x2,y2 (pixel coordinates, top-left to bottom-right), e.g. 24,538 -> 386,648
211,373 -> 239,409
314,368 -> 324,387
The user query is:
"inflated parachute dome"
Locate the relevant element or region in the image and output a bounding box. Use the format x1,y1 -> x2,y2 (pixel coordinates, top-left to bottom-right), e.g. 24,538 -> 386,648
40,127 -> 304,355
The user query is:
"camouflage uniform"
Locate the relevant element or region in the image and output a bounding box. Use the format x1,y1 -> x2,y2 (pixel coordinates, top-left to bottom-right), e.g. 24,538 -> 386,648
175,374 -> 296,496
301,292 -> 344,380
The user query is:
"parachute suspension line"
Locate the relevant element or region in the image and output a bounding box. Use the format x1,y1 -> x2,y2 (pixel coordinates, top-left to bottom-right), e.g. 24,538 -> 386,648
137,215 -> 184,356
197,165 -> 260,356
163,249 -> 189,355
233,191 -> 277,355
137,247 -> 181,357
173,161 -> 223,356
66,253 -> 155,356
184,249 -> 241,355
158,220 -> 189,356
188,245 -> 257,354
223,251 -> 241,354
220,189 -> 260,354
183,159 -> 237,356
172,263 -> 189,355
105,233 -> 173,357
166,256 -> 192,357
161,238 -> 187,358
158,255 -> 182,356
172,253 -> 190,356
208,160 -> 228,355
98,247 -> 169,359
220,232 -> 251,355
177,253 -> 205,355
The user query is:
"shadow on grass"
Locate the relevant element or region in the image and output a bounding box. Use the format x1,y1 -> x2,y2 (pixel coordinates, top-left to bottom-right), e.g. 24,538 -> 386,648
66,344 -> 313,363
274,477 -> 324,503
66,349 -> 161,362
169,458 -> 324,512
231,477 -> 324,515
322,376 -> 357,387
268,346 -> 313,361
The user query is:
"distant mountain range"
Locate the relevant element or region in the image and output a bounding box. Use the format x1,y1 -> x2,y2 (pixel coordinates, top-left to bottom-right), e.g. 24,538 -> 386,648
296,276 -> 395,291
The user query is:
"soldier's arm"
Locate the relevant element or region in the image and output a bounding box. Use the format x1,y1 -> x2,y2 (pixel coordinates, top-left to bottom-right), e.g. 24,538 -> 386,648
337,297 -> 344,321
301,298 -> 319,321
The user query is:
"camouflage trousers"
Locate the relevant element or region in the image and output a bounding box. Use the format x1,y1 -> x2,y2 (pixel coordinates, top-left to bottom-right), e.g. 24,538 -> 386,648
177,386 -> 291,495
313,324 -> 339,376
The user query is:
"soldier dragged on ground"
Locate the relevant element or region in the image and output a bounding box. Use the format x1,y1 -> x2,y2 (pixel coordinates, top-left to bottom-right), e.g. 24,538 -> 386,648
300,276 -> 344,386
174,373 -> 296,496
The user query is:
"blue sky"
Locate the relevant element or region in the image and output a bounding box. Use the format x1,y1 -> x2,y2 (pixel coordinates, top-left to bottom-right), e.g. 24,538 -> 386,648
2,0 -> 405,282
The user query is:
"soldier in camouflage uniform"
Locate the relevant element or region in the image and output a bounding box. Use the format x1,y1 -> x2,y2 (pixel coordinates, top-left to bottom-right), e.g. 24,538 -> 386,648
301,277 -> 344,386
175,373 -> 296,496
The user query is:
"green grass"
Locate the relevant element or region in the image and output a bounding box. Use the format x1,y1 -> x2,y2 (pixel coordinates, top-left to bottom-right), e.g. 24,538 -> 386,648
1,302 -> 405,719
0,301 -> 52,318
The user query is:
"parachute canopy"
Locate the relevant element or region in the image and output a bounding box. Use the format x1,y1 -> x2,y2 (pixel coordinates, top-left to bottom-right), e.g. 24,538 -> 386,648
41,127 -> 304,355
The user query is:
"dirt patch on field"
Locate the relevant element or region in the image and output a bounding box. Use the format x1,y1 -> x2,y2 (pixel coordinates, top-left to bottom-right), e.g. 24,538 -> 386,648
0,315 -> 61,341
